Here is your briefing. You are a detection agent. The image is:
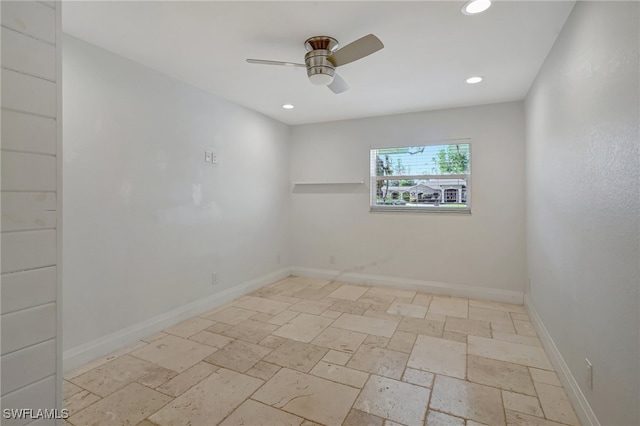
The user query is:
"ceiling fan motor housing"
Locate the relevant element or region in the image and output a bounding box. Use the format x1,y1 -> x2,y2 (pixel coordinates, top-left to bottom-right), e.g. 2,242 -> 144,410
304,36 -> 339,86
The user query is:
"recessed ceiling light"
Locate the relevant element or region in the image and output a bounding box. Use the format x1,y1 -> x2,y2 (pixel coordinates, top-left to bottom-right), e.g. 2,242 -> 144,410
466,76 -> 483,84
461,0 -> 492,15
282,104 -> 295,109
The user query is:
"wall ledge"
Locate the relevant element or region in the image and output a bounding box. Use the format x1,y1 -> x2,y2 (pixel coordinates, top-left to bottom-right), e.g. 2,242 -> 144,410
524,294 -> 601,426
63,268 -> 291,373
291,266 -> 523,304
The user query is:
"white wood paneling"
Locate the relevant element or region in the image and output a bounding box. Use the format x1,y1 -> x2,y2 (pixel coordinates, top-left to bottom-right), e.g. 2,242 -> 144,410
1,339 -> 56,395
1,27 -> 56,81
0,375 -> 56,426
37,1 -> 56,10
1,152 -> 56,192
2,192 -> 56,232
1,230 -> 56,273
1,303 -> 56,355
1,267 -> 56,314
1,110 -> 57,155
1,1 -> 55,43
1,69 -> 56,117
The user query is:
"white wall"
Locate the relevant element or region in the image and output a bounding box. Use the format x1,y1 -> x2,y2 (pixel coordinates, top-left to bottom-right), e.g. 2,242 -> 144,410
1,0 -> 62,421
62,36 -> 290,354
525,2 -> 639,425
290,102 -> 526,299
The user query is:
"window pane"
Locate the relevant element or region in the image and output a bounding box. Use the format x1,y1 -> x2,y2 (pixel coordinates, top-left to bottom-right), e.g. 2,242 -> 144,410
374,144 -> 470,176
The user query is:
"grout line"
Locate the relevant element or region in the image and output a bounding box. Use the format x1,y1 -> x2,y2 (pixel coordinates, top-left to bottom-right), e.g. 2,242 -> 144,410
0,24 -> 56,46
0,106 -> 57,120
0,147 -> 56,157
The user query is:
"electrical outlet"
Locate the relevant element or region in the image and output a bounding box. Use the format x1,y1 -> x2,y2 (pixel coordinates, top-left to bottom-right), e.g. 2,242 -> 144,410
585,358 -> 593,389
212,272 -> 218,286
205,151 -> 213,163
329,255 -> 335,265
212,151 -> 218,164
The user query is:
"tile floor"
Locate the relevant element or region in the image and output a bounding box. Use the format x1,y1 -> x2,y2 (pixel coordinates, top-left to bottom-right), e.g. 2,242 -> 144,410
63,276 -> 581,426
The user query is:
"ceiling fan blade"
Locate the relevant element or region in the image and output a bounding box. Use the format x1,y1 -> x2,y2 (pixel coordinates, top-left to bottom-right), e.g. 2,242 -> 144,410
246,59 -> 305,68
328,73 -> 349,94
328,34 -> 384,67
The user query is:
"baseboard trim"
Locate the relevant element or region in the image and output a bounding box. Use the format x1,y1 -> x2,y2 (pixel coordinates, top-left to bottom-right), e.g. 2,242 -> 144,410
63,268 -> 291,372
291,266 -> 523,304
524,294 -> 600,426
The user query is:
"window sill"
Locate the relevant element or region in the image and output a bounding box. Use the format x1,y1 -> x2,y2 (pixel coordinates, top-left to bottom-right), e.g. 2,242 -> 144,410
370,206 -> 471,214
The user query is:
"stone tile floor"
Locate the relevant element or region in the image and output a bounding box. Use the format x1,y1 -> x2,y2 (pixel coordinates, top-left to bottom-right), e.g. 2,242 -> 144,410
63,276 -> 581,426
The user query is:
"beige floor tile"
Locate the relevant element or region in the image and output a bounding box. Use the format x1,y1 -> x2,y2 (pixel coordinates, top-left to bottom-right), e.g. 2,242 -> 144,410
322,350 -> 352,365
70,354 -> 176,397
203,340 -> 272,373
444,317 -> 491,337
221,319 -> 279,343
505,409 -> 569,426
511,312 -> 531,321
252,368 -> 359,425
207,322 -> 232,333
268,310 -> 300,326
163,317 -> 214,338
514,320 -> 537,337
300,421 -> 322,426
343,409 -> 384,426
189,330 -> 234,348
220,399 -> 304,426
428,297 -> 468,318
469,307 -> 513,324
327,284 -> 370,301
442,330 -> 467,343
363,335 -> 390,348
259,335 -> 287,349
529,368 -> 562,387
155,361 -> 217,397
468,336 -> 553,370
363,309 -> 405,323
469,299 -> 526,314
329,300 -> 372,315
386,301 -> 428,318
205,306 -> 258,325
333,313 -> 398,338
502,390 -> 544,417
64,390 -> 101,417
234,296 -> 291,315
492,321 -> 517,334
293,283 -> 341,300
493,331 -> 542,347
245,361 -> 281,381
131,335 -> 216,373
272,312 -> 334,342
354,375 -> 430,426
149,368 -> 263,426
466,421 -> 489,426
64,340 -> 148,380
402,368 -> 434,388
263,340 -> 328,373
365,287 -> 417,299
411,293 -> 433,307
397,316 -> 444,337
430,375 -> 505,425
407,335 -> 466,379
142,331 -> 169,343
70,383 -> 172,426
321,309 -> 343,319
387,330 -> 417,353
534,382 -> 580,425
269,294 -> 303,304
467,355 -> 536,395
63,380 -> 83,400
311,326 -> 367,353
251,312 -> 275,322
358,293 -> 395,311
289,299 -> 334,315
347,343 -> 409,379
425,410 -> 465,425
310,360 -> 369,388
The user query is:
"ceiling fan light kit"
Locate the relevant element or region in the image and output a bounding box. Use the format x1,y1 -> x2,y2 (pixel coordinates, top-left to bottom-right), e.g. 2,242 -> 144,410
246,34 -> 384,94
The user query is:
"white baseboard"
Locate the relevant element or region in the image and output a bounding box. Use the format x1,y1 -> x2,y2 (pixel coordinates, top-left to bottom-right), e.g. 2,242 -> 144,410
291,266 -> 524,304
524,294 -> 600,426
63,268 -> 291,372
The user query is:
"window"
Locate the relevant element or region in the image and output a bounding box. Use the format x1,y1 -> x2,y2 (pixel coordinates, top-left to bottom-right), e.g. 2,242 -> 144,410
370,142 -> 471,213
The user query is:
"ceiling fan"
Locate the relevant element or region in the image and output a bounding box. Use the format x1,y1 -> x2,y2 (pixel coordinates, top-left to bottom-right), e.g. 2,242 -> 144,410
246,34 -> 384,94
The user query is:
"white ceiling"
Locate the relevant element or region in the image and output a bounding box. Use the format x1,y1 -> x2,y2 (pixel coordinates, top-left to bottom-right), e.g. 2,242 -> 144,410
62,1 -> 575,125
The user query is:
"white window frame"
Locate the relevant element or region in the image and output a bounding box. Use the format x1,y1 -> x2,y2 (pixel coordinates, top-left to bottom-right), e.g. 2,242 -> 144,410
369,140 -> 472,214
